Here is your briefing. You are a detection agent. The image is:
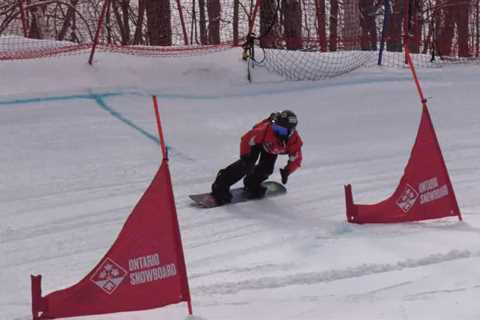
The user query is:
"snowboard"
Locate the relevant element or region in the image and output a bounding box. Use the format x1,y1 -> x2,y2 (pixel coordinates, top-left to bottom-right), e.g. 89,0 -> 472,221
189,181 -> 287,208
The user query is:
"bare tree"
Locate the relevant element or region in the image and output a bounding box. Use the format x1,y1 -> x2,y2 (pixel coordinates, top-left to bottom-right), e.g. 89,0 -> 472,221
260,0 -> 278,47
233,0 -> 239,45
359,0 -> 377,50
476,0 -> 479,56
145,0 -> 172,45
408,0 -> 423,53
315,0 -> 327,51
0,0 -> 477,58
282,0 -> 302,49
207,0 -> 220,43
133,0 -> 146,44
455,0 -> 470,56
111,0 -> 130,44
57,0 -> 79,41
387,0 -> 403,51
197,0 -> 207,44
29,3 -> 49,39
0,2 -> 21,35
329,0 -> 338,50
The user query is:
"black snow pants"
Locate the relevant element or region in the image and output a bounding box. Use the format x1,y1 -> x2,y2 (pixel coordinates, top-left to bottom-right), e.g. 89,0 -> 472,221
211,145 -> 277,202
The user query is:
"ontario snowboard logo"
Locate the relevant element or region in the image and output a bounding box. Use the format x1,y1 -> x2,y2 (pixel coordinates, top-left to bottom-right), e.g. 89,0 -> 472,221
396,184 -> 419,213
128,253 -> 177,286
418,177 -> 449,205
90,258 -> 127,295
396,177 -> 450,214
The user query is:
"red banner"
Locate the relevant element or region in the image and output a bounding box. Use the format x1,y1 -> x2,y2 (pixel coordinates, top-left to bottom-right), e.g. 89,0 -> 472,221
32,160 -> 192,319
345,105 -> 462,223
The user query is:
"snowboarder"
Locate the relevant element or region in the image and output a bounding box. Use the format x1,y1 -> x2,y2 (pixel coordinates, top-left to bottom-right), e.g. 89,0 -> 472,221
210,110 -> 303,205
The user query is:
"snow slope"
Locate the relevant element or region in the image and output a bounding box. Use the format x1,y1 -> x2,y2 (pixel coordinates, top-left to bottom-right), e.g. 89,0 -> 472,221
1,49 -> 480,320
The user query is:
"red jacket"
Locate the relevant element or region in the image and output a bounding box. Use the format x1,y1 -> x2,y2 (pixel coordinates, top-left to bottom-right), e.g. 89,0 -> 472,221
240,120 -> 303,174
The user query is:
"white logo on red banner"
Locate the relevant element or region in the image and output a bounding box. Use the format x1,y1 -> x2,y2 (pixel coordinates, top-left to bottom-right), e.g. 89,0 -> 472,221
396,184 -> 419,213
418,177 -> 449,205
90,258 -> 127,295
396,178 -> 450,214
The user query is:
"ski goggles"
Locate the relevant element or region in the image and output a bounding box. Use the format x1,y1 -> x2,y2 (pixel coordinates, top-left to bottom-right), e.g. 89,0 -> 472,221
272,123 -> 292,138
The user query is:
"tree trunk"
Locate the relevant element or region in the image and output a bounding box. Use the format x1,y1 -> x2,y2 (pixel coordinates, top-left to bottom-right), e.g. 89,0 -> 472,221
404,0 -> 422,53
133,0 -> 146,44
329,0 -> 338,50
283,0 -> 302,49
198,0 -> 208,44
436,0 -> 470,57
343,0 -> 361,49
260,0 -> 278,48
121,0 -> 131,44
437,1 -> 455,56
58,0 -> 79,41
28,8 -> 40,38
112,0 -> 130,44
387,0 -> 402,51
359,0 -> 377,50
315,0 -> 327,51
29,4 -> 48,39
423,9 -> 433,54
233,0 -> 239,45
456,0 -> 470,57
207,0 -> 221,44
368,12 -> 378,50
409,0 -> 422,53
103,0 -> 113,44
190,0 -> 197,43
476,0 -> 479,57
146,0 -> 172,46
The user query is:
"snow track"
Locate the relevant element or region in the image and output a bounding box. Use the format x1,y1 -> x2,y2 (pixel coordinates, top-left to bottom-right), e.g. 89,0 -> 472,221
194,249 -> 476,295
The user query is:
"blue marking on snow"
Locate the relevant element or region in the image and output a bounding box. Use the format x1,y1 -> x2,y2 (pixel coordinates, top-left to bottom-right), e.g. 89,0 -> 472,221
91,94 -> 161,145
0,72 -> 413,107
0,91 -> 162,145
0,73 -> 412,148
0,92 -> 123,106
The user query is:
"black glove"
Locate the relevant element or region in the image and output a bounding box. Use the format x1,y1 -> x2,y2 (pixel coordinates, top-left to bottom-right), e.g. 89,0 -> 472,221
280,167 -> 289,184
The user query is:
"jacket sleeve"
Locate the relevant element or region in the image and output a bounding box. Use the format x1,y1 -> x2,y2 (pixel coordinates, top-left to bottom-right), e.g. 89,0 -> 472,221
240,125 -> 267,156
285,134 -> 303,174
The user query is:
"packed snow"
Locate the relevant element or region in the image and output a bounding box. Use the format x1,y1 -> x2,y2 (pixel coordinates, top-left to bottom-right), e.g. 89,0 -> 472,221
1,49 -> 480,320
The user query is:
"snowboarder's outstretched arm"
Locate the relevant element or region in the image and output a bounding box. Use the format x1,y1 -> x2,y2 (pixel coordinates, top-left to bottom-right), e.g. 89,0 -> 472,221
281,133 -> 303,183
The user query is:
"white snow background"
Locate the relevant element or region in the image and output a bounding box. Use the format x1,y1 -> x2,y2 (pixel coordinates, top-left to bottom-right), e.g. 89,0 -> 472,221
1,48 -> 480,320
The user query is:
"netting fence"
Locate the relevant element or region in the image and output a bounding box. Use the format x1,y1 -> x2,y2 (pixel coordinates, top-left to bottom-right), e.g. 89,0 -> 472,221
1,0 -> 479,80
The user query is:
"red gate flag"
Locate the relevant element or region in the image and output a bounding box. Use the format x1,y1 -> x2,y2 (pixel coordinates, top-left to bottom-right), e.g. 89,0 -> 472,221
31,159 -> 192,318
344,104 -> 462,223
